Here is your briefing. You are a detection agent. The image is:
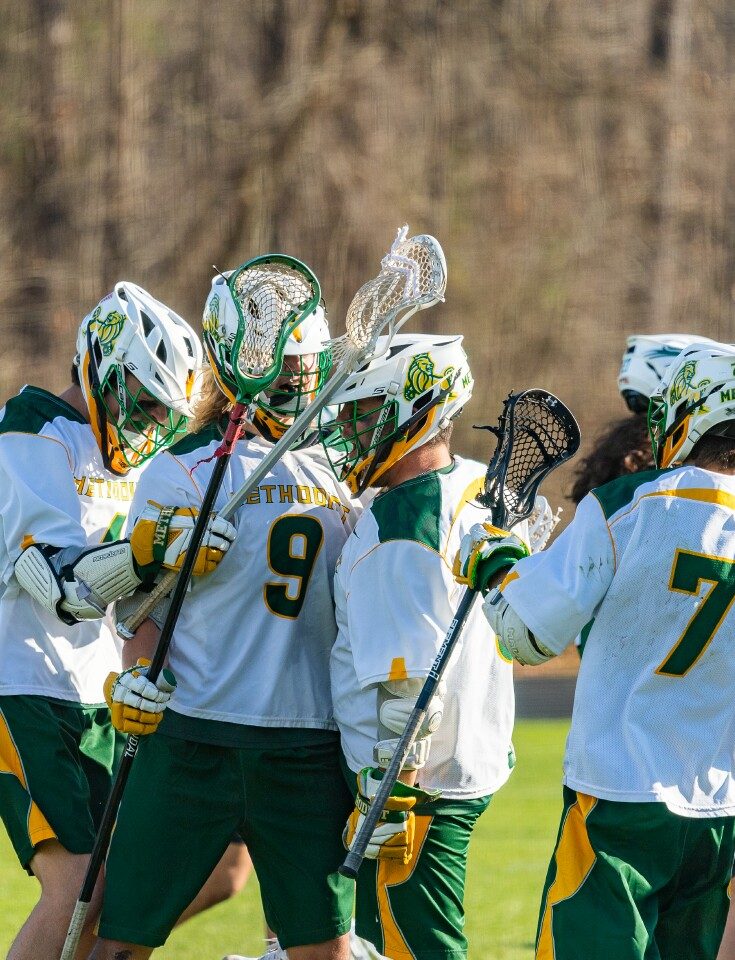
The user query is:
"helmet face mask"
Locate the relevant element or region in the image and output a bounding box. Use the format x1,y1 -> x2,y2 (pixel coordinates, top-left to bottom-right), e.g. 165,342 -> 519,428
252,340 -> 332,443
77,282 -> 202,475
322,395 -> 400,493
648,342 -> 735,467
96,365 -> 189,470
319,333 -> 473,494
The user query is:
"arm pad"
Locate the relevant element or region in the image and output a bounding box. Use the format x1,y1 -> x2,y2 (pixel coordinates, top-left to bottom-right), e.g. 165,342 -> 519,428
15,542 -> 142,625
482,588 -> 557,666
374,678 -> 446,771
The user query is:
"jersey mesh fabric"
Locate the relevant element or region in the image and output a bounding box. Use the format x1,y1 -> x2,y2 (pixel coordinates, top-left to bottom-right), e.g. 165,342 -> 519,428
0,386 -> 141,704
331,456 -> 518,799
127,432 -> 359,729
504,465 -> 735,817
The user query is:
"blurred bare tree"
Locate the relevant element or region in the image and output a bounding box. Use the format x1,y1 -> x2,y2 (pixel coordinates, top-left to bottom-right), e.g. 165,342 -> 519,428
1,0 -> 735,503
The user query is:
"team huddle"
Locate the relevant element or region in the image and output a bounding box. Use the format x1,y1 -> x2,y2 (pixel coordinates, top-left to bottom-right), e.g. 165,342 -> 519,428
0,243 -> 734,960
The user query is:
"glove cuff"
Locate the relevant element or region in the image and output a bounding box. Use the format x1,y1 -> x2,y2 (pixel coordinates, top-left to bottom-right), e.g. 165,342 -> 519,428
472,543 -> 529,593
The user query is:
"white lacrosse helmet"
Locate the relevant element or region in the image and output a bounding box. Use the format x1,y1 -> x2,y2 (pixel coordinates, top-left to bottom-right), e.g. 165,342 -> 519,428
648,340 -> 735,467
319,333 -> 473,494
202,270 -> 331,442
618,334 -> 717,414
76,281 -> 202,475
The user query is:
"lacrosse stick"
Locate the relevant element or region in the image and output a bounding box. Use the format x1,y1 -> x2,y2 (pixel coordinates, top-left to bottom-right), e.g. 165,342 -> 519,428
60,254 -> 321,960
117,225 -> 448,635
339,389 -> 581,879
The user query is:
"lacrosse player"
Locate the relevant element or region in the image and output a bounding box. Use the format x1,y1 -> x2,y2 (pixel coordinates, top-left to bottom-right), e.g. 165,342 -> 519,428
570,334 -> 713,654
0,282 -> 237,960
309,332 -> 521,960
92,273 -> 361,960
456,340 -> 735,960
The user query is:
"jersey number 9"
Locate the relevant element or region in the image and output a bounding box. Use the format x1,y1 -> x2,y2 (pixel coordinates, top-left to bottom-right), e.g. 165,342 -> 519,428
264,515 -> 324,619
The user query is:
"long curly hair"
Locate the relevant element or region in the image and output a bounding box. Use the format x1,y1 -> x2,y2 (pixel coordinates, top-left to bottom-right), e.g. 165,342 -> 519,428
570,415 -> 654,505
188,367 -> 230,433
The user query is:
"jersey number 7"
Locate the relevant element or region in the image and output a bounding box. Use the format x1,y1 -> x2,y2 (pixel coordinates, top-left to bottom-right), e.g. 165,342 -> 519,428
656,548 -> 735,677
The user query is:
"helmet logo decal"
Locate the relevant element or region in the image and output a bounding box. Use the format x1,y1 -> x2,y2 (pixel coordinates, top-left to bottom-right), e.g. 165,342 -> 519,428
404,353 -> 435,400
669,360 -> 711,411
403,353 -> 456,402
203,293 -> 222,340
89,306 -> 126,357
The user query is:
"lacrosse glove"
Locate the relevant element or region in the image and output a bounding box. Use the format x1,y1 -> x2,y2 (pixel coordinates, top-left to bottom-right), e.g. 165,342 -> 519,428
104,658 -> 177,735
453,522 -> 530,593
344,767 -> 439,865
130,500 -> 236,582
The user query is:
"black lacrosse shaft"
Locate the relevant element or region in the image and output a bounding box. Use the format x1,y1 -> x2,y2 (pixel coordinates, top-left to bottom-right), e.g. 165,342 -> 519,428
339,587 -> 478,879
72,405 -> 245,908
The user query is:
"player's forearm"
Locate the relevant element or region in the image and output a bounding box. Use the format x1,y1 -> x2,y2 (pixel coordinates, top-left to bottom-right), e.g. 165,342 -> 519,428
122,618 -> 161,668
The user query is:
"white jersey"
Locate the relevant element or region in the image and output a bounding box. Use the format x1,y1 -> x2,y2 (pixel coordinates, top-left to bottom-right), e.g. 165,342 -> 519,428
0,386 -> 139,704
127,425 -> 359,730
331,456 -> 516,800
503,465 -> 735,818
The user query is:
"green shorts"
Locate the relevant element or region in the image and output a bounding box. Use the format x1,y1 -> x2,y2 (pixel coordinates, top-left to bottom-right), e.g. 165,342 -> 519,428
537,786 -> 735,960
343,761 -> 490,960
0,695 -> 123,869
98,730 -> 355,950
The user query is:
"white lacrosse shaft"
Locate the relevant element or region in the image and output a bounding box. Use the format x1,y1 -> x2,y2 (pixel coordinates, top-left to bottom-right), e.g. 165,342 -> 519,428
60,901 -> 89,960
118,226 -> 446,637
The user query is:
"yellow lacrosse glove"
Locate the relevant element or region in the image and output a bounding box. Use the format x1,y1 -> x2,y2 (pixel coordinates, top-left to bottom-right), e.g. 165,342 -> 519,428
103,658 -> 177,735
130,500 -> 236,581
344,767 -> 439,865
453,522 -> 530,593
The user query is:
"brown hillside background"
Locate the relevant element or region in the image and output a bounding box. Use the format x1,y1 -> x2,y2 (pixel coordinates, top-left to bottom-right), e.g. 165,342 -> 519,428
2,1 -> 734,680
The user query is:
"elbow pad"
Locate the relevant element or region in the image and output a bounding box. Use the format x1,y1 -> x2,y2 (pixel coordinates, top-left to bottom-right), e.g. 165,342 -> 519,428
15,542 -> 142,625
482,588 -> 557,666
373,678 -> 446,771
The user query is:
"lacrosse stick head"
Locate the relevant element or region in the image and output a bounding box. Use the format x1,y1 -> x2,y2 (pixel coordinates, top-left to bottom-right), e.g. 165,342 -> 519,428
202,255 -> 321,403
319,332 -> 472,495
331,225 -> 447,367
476,390 -> 581,528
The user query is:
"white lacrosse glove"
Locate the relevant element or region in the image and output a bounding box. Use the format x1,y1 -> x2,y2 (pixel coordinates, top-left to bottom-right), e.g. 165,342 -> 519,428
103,658 -> 176,735
344,767 -> 439,865
130,501 -> 236,581
527,496 -> 562,553
453,522 -> 530,593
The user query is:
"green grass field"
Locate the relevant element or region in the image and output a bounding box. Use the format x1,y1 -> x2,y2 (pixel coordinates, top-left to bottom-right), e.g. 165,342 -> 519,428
0,718 -> 568,959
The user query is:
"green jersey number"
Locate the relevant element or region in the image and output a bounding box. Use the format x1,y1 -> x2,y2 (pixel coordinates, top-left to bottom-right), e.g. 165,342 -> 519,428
656,548 -> 735,677
264,515 -> 324,619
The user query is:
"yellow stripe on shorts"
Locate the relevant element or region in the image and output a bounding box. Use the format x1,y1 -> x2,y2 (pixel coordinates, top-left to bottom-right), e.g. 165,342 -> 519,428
376,814 -> 433,960
0,709 -> 56,848
537,792 -> 597,960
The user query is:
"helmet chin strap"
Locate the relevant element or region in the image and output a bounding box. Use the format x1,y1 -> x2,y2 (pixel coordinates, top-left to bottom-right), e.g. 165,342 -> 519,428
85,325 -> 135,475
85,326 -> 117,473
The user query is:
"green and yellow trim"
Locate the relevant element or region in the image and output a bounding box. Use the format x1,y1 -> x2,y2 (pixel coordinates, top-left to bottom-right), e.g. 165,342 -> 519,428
376,814 -> 433,960
537,792 -> 597,960
0,709 -> 56,850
